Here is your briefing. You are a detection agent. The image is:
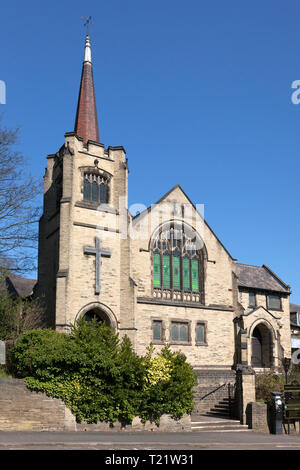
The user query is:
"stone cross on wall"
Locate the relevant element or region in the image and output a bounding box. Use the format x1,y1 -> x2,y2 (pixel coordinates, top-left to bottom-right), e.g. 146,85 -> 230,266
84,237 -> 111,294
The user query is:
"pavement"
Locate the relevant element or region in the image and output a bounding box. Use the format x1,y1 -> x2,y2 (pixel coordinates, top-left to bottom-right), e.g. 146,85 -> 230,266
1,428 -> 300,451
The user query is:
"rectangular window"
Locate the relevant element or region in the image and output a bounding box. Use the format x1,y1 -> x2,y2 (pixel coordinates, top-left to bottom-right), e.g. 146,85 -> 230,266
267,294 -> 281,310
249,292 -> 256,307
171,322 -> 189,342
153,253 -> 161,288
152,320 -> 163,341
196,323 -> 205,343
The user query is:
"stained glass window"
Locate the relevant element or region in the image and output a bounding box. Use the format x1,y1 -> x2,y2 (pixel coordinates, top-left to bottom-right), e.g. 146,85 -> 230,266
153,253 -> 161,288
183,257 -> 190,291
162,255 -> 170,288
172,253 -> 180,290
152,223 -> 205,302
192,259 -> 199,291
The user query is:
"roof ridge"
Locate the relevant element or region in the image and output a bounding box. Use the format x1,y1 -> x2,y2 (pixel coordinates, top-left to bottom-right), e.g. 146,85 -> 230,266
262,264 -> 290,291
236,263 -> 263,269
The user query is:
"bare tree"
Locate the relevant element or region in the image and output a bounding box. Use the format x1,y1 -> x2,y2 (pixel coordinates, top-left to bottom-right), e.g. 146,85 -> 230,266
0,117 -> 41,273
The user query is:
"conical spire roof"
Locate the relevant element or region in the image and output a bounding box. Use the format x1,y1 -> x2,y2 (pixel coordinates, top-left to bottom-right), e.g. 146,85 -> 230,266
74,34 -> 100,143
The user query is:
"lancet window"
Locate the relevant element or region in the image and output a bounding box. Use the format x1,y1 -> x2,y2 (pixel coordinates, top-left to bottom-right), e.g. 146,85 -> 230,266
83,172 -> 109,204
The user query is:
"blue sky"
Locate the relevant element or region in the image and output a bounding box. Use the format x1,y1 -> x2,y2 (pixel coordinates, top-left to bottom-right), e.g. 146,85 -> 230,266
1,0 -> 300,302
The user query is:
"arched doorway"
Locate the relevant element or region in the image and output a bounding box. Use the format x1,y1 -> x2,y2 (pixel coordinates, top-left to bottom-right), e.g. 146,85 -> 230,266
83,309 -> 111,326
251,323 -> 273,368
76,302 -> 118,330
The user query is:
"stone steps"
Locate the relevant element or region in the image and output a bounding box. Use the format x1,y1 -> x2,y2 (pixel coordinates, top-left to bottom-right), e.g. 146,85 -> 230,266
191,416 -> 250,432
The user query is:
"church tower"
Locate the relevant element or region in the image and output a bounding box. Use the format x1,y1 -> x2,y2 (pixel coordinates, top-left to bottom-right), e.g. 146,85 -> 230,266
37,32 -> 135,344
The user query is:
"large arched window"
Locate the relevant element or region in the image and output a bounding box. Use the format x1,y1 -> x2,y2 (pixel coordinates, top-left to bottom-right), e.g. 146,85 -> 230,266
152,222 -> 205,303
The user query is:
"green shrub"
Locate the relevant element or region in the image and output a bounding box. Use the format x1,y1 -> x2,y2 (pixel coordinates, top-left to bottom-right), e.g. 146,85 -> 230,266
12,320 -> 197,425
139,344 -> 197,424
255,371 -> 285,403
288,364 -> 300,385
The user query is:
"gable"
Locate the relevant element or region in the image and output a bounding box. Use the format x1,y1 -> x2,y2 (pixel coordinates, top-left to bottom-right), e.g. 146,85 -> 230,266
132,184 -> 234,261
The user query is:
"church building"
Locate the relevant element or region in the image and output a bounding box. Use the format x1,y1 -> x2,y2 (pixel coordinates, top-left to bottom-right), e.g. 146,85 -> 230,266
36,33 -> 292,416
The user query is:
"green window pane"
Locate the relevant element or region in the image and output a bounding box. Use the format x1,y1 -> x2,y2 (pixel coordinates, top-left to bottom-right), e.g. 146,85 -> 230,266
171,323 -> 178,341
163,255 -> 170,288
153,253 -> 161,288
153,321 -> 162,341
172,255 -> 180,290
192,259 -> 199,291
183,257 -> 190,291
196,324 -> 205,342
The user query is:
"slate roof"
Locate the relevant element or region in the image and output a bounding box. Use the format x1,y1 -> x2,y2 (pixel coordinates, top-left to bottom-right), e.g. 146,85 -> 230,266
235,263 -> 290,294
6,276 -> 37,299
290,303 -> 300,314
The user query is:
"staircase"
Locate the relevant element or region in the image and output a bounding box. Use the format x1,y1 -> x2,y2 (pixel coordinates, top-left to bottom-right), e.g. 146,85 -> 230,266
205,396 -> 235,418
192,379 -> 251,432
191,415 -> 250,432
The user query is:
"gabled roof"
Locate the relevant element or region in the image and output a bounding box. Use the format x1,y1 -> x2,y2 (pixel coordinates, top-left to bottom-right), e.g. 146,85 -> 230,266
6,276 -> 37,299
132,184 -> 234,260
236,263 -> 290,294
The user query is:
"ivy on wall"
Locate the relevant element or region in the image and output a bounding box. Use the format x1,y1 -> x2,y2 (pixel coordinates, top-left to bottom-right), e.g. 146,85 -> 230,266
11,320 -> 197,425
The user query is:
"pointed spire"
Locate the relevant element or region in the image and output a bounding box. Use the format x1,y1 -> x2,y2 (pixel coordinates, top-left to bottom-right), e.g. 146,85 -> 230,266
74,33 -> 100,144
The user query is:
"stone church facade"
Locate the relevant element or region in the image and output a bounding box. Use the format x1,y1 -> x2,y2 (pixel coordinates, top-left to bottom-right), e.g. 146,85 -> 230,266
36,33 -> 291,417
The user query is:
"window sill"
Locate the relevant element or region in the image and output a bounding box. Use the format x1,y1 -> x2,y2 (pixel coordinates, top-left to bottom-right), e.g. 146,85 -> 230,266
169,342 -> 192,346
75,201 -> 118,214
195,342 -> 208,347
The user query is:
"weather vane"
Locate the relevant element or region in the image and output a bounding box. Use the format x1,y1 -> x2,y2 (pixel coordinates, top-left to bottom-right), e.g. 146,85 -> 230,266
81,16 -> 93,35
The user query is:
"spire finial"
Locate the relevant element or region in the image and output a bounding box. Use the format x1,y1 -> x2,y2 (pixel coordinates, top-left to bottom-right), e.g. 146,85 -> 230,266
81,16 -> 93,36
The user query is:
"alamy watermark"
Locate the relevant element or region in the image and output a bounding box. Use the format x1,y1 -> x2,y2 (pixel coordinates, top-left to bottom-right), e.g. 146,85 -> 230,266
94,199 -> 205,247
0,80 -> 6,104
291,80 -> 300,104
292,349 -> 300,365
